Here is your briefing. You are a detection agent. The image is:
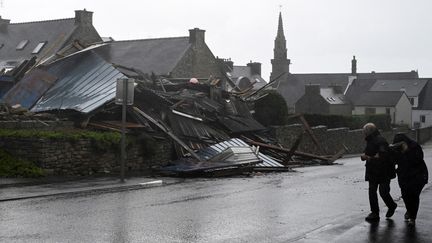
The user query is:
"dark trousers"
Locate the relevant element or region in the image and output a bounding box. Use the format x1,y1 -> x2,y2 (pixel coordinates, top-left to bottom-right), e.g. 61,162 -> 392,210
369,181 -> 397,214
401,182 -> 425,219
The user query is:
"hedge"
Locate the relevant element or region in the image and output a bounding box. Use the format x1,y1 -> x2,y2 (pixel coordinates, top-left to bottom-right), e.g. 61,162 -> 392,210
288,114 -> 392,131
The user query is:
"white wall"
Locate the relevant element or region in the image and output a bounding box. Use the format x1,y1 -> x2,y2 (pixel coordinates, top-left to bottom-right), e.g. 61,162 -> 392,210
412,110 -> 432,128
395,94 -> 412,127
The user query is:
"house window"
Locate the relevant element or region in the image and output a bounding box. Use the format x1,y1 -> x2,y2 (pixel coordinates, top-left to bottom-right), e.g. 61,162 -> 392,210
420,115 -> 426,123
32,41 -> 47,54
365,107 -> 376,115
408,97 -> 415,105
16,40 -> 29,50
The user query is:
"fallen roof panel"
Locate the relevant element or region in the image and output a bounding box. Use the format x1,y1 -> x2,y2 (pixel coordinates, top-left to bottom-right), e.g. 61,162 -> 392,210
2,69 -> 57,108
31,51 -> 126,113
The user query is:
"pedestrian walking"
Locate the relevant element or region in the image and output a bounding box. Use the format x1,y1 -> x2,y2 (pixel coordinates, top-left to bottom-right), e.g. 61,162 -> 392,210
390,133 -> 429,226
361,123 -> 397,221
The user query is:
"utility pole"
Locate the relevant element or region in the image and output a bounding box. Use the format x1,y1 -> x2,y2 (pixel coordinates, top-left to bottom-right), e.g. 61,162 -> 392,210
115,78 -> 134,183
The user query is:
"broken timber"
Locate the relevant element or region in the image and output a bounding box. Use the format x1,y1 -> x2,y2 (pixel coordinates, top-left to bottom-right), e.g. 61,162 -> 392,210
132,106 -> 202,161
241,137 -> 333,162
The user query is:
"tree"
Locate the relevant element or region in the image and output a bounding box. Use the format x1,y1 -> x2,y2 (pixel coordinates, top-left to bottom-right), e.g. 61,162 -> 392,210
253,90 -> 288,126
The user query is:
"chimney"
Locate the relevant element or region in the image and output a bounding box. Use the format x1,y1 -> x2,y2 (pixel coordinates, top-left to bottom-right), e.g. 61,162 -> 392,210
305,84 -> 320,95
0,16 -> 10,33
75,9 -> 93,25
351,55 -> 357,74
189,28 -> 205,45
247,62 -> 262,76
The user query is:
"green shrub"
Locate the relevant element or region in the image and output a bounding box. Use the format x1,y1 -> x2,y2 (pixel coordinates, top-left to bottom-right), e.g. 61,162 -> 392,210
291,114 -> 392,131
253,90 -> 289,126
0,149 -> 45,178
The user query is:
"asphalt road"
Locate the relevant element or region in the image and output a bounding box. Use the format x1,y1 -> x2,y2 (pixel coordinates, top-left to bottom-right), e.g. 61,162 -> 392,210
1,148 -> 431,243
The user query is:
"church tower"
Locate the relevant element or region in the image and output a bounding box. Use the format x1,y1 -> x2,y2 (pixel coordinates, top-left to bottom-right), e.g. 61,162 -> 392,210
270,12 -> 291,81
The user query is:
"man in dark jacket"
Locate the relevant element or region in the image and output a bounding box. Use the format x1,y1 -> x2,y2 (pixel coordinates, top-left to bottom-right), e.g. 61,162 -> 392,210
361,123 -> 397,221
391,133 -> 429,226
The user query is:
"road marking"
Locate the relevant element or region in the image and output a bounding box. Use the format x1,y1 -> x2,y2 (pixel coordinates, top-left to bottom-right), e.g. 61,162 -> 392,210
139,180 -> 163,186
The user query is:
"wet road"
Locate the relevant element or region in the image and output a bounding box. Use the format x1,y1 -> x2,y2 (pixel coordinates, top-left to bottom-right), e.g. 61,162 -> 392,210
1,149 -> 431,242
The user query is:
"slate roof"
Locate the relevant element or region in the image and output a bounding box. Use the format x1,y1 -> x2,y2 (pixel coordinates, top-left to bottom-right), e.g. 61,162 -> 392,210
370,79 -> 428,97
0,18 -> 77,68
94,37 -> 191,76
293,71 -> 419,89
230,65 -> 266,90
344,78 -> 378,104
353,91 -> 404,107
416,80 -> 432,110
320,87 -> 348,105
274,74 -> 305,106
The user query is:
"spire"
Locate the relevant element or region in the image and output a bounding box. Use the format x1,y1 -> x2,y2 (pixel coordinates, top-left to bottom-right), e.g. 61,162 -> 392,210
277,12 -> 285,40
270,11 -> 290,80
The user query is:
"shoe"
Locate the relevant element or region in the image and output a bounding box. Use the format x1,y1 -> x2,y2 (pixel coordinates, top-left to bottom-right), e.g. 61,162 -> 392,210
407,219 -> 416,227
365,212 -> 380,221
386,205 -> 397,218
404,211 -> 410,221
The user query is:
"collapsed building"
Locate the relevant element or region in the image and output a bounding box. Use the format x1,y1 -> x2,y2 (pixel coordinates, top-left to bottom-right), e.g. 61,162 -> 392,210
0,10 -> 343,177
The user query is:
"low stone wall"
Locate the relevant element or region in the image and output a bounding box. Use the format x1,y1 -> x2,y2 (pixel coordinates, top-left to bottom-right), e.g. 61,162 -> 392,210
0,121 -> 74,130
0,136 -> 172,176
271,124 -> 416,155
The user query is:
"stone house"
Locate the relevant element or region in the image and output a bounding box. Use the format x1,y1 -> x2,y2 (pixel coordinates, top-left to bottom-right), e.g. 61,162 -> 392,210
218,58 -> 267,91
0,9 -> 102,96
295,85 -> 351,115
93,28 -> 229,89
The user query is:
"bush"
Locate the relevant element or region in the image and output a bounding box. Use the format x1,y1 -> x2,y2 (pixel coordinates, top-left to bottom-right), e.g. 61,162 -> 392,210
253,90 -> 289,126
292,114 -> 392,131
0,148 -> 45,178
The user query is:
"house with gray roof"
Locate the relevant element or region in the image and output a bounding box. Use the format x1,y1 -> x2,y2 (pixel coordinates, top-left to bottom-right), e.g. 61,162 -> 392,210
218,58 -> 267,91
413,80 -> 432,128
295,85 -> 351,115
268,12 -> 418,112
352,91 -> 412,127
0,9 -> 102,96
93,28 -> 228,88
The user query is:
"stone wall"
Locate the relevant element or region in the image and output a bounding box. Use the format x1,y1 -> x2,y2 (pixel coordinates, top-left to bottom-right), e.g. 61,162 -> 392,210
0,136 -> 172,176
271,124 -> 416,155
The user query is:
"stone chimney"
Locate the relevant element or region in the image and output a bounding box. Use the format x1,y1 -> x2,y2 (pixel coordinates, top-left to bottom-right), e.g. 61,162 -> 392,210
0,16 -> 10,33
75,9 -> 93,25
189,28 -> 205,45
247,62 -> 262,76
351,55 -> 357,74
305,84 -> 320,95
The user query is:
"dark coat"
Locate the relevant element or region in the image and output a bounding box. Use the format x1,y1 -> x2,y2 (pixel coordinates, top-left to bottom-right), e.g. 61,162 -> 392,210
364,131 -> 396,183
392,134 -> 428,187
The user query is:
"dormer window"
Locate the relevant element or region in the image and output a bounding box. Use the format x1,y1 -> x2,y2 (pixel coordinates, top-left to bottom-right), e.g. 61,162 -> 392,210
32,41 -> 47,54
16,40 -> 29,50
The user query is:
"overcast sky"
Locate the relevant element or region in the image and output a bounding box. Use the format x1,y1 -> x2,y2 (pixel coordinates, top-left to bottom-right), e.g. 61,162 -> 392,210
1,0 -> 431,80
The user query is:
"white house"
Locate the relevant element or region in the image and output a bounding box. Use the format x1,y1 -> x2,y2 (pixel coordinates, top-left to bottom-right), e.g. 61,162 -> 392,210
352,91 -> 412,127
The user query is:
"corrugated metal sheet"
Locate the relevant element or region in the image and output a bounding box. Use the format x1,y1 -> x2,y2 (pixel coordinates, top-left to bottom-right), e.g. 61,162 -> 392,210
168,112 -> 230,150
196,138 -> 285,169
2,69 -> 57,108
31,51 -> 126,113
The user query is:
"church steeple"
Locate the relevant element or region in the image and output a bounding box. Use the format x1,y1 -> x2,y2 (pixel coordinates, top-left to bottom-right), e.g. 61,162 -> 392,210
271,12 -> 291,81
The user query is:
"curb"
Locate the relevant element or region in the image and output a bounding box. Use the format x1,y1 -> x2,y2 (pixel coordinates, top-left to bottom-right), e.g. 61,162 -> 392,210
0,180 -> 167,202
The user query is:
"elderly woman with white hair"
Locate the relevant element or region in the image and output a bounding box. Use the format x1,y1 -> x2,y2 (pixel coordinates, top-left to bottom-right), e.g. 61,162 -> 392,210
361,123 -> 397,221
